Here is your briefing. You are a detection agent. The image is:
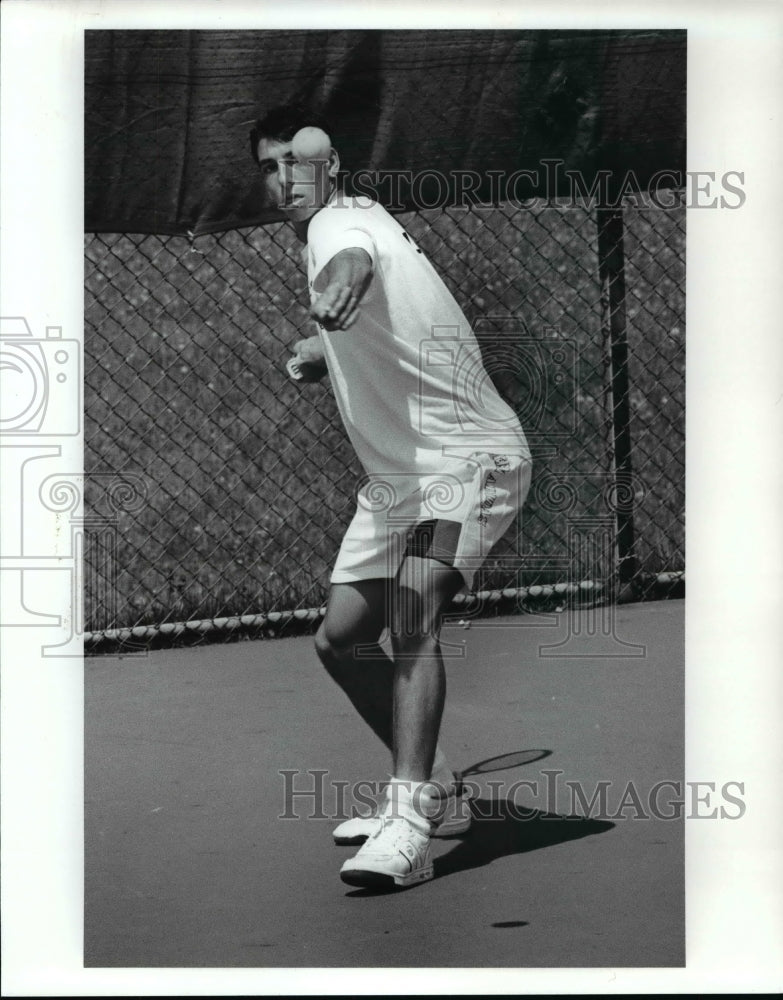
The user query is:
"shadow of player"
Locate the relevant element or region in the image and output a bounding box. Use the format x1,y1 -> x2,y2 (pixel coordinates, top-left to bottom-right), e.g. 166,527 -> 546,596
434,797 -> 614,880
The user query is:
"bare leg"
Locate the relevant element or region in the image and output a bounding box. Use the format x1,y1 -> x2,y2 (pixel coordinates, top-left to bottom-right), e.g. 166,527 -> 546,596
314,579 -> 394,748
390,556 -> 464,782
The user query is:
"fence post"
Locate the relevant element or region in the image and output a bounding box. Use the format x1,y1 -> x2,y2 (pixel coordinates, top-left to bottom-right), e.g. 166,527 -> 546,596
596,206 -> 638,599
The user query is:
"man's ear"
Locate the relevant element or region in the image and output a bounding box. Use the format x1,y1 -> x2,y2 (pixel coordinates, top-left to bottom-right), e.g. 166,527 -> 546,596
328,147 -> 340,179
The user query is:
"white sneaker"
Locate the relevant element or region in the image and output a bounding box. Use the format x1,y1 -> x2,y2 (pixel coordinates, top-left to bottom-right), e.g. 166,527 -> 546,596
340,815 -> 433,889
333,778 -> 472,845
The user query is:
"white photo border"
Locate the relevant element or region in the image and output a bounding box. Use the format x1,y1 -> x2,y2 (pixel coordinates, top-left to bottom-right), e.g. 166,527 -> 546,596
1,0 -> 781,994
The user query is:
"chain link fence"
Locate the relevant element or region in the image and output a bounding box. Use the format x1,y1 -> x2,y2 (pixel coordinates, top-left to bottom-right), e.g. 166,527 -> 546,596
84,193 -> 684,646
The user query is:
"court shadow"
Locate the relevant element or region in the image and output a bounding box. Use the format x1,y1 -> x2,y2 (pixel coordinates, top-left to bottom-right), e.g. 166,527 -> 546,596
433,798 -> 614,880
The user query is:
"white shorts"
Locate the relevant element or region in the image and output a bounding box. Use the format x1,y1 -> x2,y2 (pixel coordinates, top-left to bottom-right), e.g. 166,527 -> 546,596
331,452 -> 532,590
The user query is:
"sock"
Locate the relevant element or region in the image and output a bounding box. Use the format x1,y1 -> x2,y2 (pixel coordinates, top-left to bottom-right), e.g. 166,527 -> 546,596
384,778 -> 442,833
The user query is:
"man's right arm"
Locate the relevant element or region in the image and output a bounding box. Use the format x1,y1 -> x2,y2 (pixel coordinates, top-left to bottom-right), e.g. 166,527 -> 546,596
309,247 -> 373,331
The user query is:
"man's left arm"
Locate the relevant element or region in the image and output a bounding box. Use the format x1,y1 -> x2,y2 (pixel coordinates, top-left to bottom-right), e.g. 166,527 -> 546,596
310,247 -> 373,331
287,335 -> 328,383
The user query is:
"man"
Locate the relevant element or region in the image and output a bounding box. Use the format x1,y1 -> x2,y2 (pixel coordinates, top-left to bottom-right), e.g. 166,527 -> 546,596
250,106 -> 532,890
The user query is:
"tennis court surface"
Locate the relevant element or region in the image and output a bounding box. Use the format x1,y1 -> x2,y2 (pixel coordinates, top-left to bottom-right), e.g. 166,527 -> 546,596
85,599 -> 683,968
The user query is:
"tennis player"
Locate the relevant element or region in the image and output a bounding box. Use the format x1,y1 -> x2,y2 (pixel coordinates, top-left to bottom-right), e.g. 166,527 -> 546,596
251,106 -> 532,890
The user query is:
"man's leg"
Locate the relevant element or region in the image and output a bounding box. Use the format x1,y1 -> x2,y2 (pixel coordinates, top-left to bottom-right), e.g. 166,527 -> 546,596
390,555 -> 465,782
339,555 -> 465,888
314,579 -> 393,749
317,576 -> 469,848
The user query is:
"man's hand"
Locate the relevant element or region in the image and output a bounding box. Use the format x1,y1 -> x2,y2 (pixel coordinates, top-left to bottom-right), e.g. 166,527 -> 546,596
310,247 -> 373,331
293,336 -> 325,365
287,336 -> 328,383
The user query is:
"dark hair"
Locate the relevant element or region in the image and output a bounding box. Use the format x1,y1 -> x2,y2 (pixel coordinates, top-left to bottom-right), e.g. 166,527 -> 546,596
249,105 -> 334,164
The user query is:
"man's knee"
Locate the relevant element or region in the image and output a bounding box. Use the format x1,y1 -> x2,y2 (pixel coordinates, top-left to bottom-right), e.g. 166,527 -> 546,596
314,620 -> 380,668
314,624 -> 346,670
392,558 -> 463,646
390,627 -> 440,659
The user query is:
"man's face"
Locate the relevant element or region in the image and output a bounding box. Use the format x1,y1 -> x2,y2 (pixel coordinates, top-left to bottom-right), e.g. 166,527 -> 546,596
256,136 -> 336,222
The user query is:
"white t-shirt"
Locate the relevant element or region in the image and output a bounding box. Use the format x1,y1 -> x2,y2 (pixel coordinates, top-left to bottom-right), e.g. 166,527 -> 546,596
305,192 -> 529,498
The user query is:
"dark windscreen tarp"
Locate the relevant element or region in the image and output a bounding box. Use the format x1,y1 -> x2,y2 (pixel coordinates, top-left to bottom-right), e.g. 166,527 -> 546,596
85,29 -> 686,235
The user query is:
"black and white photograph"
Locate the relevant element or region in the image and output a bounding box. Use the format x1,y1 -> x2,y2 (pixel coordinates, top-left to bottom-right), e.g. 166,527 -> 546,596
80,25 -> 690,968
1,1 -> 781,995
